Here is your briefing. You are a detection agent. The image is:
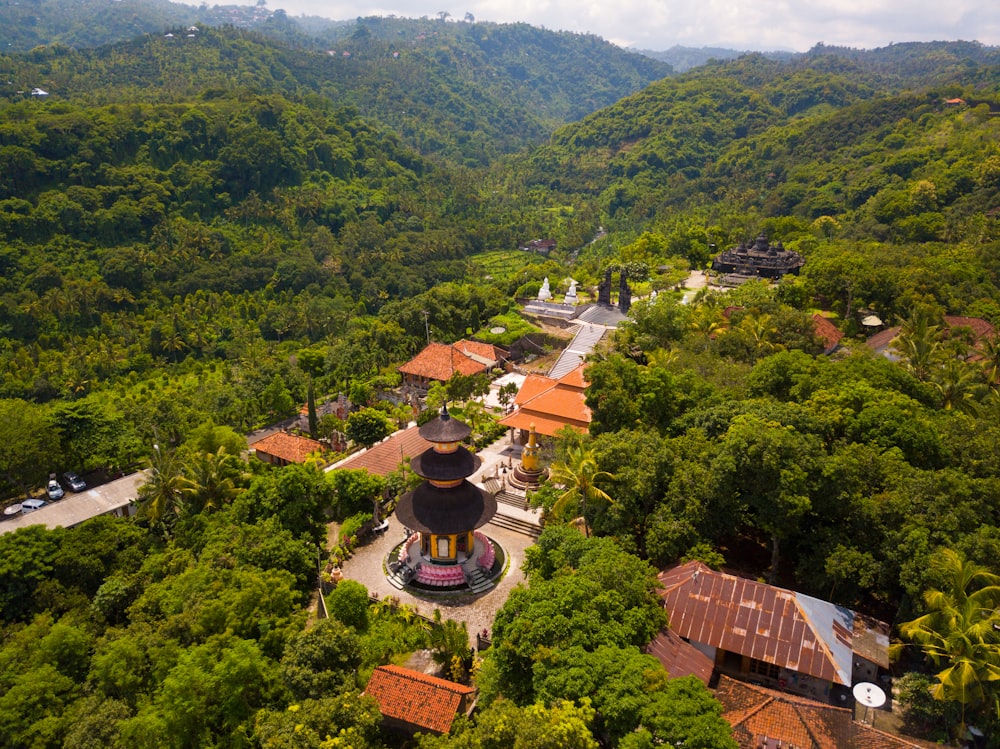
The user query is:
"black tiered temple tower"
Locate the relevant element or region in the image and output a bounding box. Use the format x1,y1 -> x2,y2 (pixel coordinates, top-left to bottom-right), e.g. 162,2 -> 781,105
394,409 -> 497,581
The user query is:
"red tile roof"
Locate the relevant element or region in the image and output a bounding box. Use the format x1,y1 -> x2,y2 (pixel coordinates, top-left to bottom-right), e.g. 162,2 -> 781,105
811,314 -> 844,354
716,676 -> 930,749
499,364 -> 591,436
398,342 -> 490,382
365,664 -> 476,735
943,315 -> 996,342
253,432 -> 324,464
658,562 -> 887,685
334,425 -> 432,476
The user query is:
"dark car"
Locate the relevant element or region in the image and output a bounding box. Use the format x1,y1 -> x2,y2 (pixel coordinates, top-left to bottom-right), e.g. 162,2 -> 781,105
63,472 -> 86,492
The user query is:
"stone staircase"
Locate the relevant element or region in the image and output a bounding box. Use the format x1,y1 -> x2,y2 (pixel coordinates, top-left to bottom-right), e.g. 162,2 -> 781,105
482,476 -> 529,510
547,323 -> 606,379
488,512 -> 543,539
464,566 -> 495,593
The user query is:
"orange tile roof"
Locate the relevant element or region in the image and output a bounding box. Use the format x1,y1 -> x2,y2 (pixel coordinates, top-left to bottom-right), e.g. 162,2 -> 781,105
453,339 -> 503,363
398,342 -> 489,382
335,425 -> 432,476
365,664 -> 476,735
716,676 -> 929,749
557,363 -> 589,389
253,432 -> 324,464
499,365 -> 591,436
512,373 -> 556,405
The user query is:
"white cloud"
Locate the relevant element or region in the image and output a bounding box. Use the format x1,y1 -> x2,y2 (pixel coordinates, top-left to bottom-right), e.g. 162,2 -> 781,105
248,0 -> 1000,51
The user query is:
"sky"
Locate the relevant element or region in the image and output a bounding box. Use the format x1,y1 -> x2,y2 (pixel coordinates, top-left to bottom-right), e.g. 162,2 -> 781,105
243,0 -> 999,52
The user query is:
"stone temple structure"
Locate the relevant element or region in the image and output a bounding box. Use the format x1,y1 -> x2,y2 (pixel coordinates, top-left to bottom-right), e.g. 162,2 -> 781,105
711,233 -> 804,279
392,408 -> 499,591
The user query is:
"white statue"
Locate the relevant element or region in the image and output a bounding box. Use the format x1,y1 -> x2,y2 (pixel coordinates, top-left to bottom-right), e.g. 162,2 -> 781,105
537,277 -> 552,301
564,279 -> 578,305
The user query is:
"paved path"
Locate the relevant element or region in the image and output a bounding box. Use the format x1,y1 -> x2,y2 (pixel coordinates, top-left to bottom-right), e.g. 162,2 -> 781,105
335,434 -> 543,646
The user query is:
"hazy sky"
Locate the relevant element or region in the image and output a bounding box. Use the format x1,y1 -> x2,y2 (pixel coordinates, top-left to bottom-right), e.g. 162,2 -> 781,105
244,0 -> 998,52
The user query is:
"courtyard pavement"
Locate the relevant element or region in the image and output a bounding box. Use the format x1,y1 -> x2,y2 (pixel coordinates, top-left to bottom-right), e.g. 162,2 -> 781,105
335,433 -> 541,646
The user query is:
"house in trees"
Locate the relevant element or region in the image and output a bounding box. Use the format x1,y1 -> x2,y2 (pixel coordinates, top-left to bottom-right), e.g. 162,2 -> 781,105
251,431 -> 325,466
711,233 -> 805,281
498,363 -> 591,439
866,315 -> 996,360
365,663 -> 477,735
715,676 -> 929,749
518,238 -> 557,255
812,313 -> 844,355
656,562 -> 890,704
398,340 -> 505,389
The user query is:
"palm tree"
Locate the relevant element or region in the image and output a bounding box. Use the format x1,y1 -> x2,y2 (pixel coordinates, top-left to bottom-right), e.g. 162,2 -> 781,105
137,445 -> 185,534
547,444 -> 615,538
892,307 -> 943,381
895,548 -> 1000,736
179,446 -> 242,514
933,358 -> 984,415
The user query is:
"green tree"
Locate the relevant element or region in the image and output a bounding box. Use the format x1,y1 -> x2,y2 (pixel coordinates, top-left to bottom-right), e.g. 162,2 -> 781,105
136,445 -> 185,534
346,408 -> 392,449
280,618 -> 361,700
714,414 -> 822,583
0,398 -> 55,499
179,446 -> 243,515
895,548 -> 1000,737
547,443 -> 615,538
892,306 -> 944,381
326,579 -> 370,632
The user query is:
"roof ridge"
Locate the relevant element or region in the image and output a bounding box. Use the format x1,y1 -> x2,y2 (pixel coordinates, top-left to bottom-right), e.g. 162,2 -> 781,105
376,664 -> 476,694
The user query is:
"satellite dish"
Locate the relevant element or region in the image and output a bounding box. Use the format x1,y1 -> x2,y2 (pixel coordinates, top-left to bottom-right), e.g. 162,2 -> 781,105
490,326 -> 506,334
861,314 -> 883,327
852,682 -> 886,708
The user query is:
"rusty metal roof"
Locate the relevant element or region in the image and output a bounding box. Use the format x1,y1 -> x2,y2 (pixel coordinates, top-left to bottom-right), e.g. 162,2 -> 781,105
658,562 -> 886,686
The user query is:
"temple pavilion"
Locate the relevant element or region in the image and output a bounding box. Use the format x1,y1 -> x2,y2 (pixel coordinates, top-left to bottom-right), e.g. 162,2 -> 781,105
392,407 -> 499,591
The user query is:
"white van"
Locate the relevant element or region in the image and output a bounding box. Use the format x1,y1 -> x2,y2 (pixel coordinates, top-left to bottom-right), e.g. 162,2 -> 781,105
21,498 -> 47,513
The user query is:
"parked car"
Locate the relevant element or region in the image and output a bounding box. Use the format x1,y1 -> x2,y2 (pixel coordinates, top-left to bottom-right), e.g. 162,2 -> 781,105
63,472 -> 86,492
22,498 -> 48,512
46,480 -> 64,501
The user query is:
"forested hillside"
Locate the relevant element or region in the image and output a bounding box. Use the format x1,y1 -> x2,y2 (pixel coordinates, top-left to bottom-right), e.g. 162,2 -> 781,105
3,15 -> 1000,748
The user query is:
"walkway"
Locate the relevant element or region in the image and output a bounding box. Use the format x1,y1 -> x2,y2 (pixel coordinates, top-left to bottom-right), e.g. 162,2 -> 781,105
546,323 -> 606,379
335,434 -> 544,646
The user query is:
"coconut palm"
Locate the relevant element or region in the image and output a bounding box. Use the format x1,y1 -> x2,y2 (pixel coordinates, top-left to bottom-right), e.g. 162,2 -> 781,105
892,307 -> 944,381
179,446 -> 242,514
895,548 -> 1000,736
548,444 -> 616,538
137,445 -> 185,534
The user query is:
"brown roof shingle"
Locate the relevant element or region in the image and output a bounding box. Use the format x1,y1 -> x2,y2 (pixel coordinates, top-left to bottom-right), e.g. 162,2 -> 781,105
334,425 -> 431,476
365,664 -> 476,735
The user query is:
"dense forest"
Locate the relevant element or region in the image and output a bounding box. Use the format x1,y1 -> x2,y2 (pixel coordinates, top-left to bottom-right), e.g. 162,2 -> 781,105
2,4 -> 1000,747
